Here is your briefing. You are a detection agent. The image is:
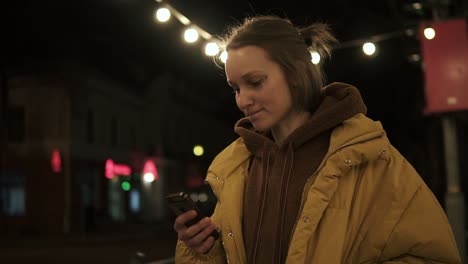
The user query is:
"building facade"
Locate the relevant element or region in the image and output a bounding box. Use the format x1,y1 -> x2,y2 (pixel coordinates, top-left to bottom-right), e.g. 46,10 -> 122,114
0,62 -> 234,235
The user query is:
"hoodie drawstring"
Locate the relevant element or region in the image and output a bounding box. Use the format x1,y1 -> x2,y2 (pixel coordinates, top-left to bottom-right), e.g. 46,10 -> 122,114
250,150 -> 271,263
274,142 -> 295,263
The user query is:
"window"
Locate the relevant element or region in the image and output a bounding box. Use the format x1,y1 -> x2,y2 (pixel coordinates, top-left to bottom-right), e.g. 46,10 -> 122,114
86,108 -> 94,144
7,107 -> 25,143
0,173 -> 26,216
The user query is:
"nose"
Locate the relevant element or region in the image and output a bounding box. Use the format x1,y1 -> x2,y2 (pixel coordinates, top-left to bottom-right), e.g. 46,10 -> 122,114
236,89 -> 254,112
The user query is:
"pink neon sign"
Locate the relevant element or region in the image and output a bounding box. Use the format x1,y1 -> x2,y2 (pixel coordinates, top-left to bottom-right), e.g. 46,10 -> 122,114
105,159 -> 131,179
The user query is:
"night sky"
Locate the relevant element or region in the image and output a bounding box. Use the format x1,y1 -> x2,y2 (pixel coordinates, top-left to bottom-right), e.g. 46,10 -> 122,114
3,0 -> 466,178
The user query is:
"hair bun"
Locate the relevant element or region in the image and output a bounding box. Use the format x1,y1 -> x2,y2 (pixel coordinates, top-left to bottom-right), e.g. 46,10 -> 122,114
298,23 -> 338,59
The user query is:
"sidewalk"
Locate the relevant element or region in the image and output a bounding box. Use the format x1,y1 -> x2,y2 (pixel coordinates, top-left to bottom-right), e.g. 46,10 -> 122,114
0,222 -> 178,264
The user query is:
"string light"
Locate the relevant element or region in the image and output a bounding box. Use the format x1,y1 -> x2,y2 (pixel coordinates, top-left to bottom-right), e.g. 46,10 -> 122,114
184,28 -> 199,43
424,27 -> 436,40
205,42 -> 220,56
153,0 -> 425,63
362,42 -> 376,56
220,50 -> 228,63
310,51 -> 320,64
155,7 -> 171,23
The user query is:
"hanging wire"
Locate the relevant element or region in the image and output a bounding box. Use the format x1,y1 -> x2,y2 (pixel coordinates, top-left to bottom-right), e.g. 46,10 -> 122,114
337,30 -> 410,50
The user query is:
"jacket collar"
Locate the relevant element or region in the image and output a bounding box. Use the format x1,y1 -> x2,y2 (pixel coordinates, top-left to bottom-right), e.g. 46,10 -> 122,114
207,138 -> 251,181
209,113 -> 386,181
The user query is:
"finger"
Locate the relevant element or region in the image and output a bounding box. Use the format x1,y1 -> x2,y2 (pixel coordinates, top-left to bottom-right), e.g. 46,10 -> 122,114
181,217 -> 212,241
185,222 -> 216,247
194,236 -> 215,254
174,210 -> 197,231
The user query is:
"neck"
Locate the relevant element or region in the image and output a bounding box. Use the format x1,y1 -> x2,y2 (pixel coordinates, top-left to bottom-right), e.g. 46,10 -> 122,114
271,111 -> 310,145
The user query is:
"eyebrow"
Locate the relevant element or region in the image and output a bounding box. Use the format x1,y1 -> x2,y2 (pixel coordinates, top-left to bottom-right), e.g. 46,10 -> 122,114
227,71 -> 264,86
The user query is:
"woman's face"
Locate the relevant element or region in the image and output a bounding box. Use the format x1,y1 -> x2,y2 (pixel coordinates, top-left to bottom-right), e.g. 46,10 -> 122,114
225,45 -> 296,132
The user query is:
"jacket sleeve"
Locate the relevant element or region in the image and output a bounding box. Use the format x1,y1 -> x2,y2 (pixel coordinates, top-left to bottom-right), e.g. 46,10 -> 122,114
379,184 -> 461,264
175,238 -> 226,264
175,202 -> 227,263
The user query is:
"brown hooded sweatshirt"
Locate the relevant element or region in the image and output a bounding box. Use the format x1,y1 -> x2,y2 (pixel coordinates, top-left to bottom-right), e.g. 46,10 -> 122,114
234,83 -> 367,264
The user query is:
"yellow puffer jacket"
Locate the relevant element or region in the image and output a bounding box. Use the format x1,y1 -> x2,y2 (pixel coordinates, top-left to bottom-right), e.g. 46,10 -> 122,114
175,114 -> 461,263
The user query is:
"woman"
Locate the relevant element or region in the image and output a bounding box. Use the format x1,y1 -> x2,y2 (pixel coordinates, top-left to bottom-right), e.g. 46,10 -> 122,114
173,15 -> 461,263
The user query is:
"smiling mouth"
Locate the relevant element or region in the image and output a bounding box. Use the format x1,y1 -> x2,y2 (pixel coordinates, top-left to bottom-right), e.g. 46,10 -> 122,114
247,109 -> 262,118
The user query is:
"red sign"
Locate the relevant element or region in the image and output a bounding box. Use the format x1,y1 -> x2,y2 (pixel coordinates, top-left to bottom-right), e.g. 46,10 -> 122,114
420,19 -> 468,114
105,159 -> 132,179
51,149 -> 62,173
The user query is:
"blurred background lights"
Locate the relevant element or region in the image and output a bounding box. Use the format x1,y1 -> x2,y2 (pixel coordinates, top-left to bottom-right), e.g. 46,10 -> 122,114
408,53 -> 421,63
155,7 -> 171,23
121,181 -> 131,191
105,159 -> 114,179
193,145 -> 204,156
424,27 -> 436,40
129,190 -> 141,213
184,28 -> 199,43
363,42 -> 376,56
220,50 -> 228,63
51,149 -> 62,173
143,172 -> 155,183
405,28 -> 416,37
205,42 -> 220,56
142,160 -> 158,183
412,2 -> 423,10
310,51 -> 321,64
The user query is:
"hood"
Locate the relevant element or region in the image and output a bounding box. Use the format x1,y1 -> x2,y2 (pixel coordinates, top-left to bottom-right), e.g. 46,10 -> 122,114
206,115 -> 387,182
234,82 -> 368,156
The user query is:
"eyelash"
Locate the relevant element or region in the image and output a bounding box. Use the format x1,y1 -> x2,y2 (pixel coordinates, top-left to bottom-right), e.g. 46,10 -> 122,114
231,78 -> 265,94
249,79 -> 263,87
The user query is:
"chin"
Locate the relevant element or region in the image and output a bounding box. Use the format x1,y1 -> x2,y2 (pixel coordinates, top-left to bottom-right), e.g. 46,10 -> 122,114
251,121 -> 271,132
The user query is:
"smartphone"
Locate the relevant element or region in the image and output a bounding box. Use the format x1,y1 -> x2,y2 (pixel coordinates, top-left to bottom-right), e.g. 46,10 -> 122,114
165,192 -> 219,239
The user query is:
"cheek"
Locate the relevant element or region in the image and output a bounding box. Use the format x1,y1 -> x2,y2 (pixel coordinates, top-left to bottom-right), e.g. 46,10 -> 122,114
270,91 -> 291,113
281,96 -> 293,112
278,86 -> 293,106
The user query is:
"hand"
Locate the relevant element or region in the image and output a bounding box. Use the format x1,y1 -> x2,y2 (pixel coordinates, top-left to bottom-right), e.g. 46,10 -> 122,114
174,210 -> 218,254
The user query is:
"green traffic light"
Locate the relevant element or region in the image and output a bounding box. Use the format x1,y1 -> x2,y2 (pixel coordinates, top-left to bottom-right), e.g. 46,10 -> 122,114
122,181 -> 131,191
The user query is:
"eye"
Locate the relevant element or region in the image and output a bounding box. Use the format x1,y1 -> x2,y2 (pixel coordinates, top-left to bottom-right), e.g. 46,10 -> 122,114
248,78 -> 265,87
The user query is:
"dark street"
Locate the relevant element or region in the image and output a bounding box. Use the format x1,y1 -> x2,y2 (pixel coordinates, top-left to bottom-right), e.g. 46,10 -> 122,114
0,223 -> 177,264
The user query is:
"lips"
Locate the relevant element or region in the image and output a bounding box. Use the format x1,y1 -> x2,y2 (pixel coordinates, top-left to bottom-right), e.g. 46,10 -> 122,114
247,109 -> 262,118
